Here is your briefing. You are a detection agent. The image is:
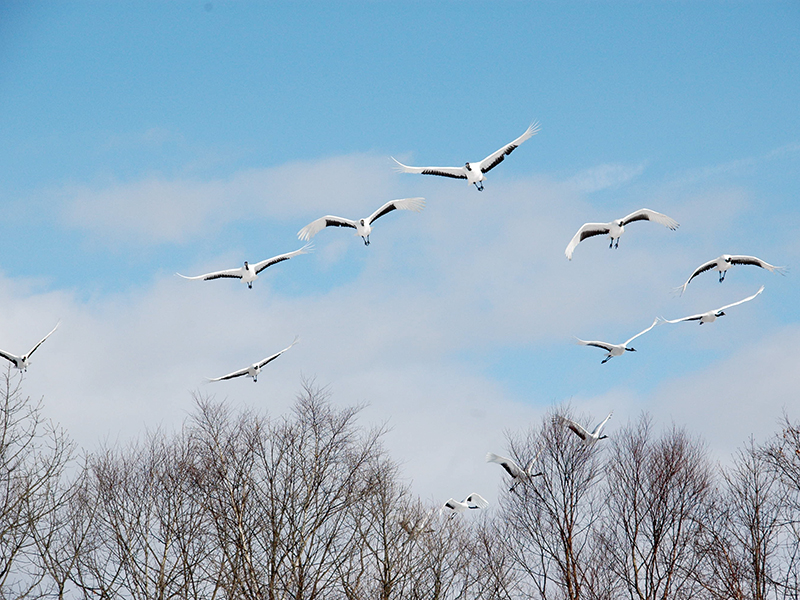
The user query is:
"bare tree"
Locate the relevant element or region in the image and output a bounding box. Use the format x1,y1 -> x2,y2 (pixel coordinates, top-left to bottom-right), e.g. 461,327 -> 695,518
600,414 -> 712,600
33,457 -> 97,599
0,368 -> 74,599
188,398 -> 264,599
189,383 -> 390,600
403,510 -> 475,600
467,514 -> 520,600
269,386 -> 384,599
696,437 -> 788,600
73,427 -> 216,600
500,408 -> 604,600
764,414 -> 800,599
20,371 -> 800,600
336,455 -> 423,600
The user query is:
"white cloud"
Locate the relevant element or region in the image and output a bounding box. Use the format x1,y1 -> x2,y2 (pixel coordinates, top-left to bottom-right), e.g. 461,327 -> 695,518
671,141 -> 800,187
568,161 -> 647,193
649,324 -> 800,459
63,177 -> 227,244
9,150 -> 798,509
59,153 -> 401,245
1,268 -> 540,505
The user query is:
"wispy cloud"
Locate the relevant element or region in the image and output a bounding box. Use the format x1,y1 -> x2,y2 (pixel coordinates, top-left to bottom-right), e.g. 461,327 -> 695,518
63,177 -> 228,244
673,142 -> 800,187
59,153 -> 399,246
568,162 -> 647,193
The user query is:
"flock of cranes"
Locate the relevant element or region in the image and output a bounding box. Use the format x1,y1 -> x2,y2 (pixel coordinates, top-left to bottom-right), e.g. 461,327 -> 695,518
1,121 -> 787,518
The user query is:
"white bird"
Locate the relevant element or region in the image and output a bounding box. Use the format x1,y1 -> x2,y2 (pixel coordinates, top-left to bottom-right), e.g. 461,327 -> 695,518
0,322 -> 59,371
391,123 -> 540,191
576,318 -> 659,364
486,450 -> 543,492
674,255 -> 786,295
557,412 -> 613,445
565,208 -> 679,260
208,337 -> 299,383
661,286 -> 764,325
297,197 -> 425,246
441,493 -> 489,516
178,244 -> 312,289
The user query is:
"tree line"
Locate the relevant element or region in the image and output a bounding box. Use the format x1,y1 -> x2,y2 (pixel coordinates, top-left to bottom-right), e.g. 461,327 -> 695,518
2,368 -> 799,600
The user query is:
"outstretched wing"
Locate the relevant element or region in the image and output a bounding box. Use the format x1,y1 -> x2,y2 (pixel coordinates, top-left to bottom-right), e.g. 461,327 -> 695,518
729,255 -> 786,274
253,243 -> 313,275
465,493 -> 489,509
660,314 -> 704,324
565,223 -> 611,260
0,348 -> 21,365
442,498 -> 465,513
624,318 -> 659,346
575,338 -> 614,352
557,416 -> 590,441
478,122 -> 541,173
524,446 -> 544,475
177,268 -> 242,282
25,322 -> 60,359
592,412 -> 613,436
391,157 -> 467,180
255,336 -> 300,369
620,208 -> 679,230
208,366 -> 250,382
366,197 -> 426,225
297,216 -> 357,241
717,285 -> 764,312
486,452 -> 522,478
675,258 -> 720,295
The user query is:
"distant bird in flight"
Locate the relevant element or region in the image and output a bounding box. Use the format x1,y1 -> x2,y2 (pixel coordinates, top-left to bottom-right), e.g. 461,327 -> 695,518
486,450 -> 543,492
297,197 -> 425,246
565,208 -> 679,260
557,412 -> 613,445
576,318 -> 659,364
661,286 -> 764,325
208,337 -> 299,383
178,244 -> 312,289
441,493 -> 489,516
0,322 -> 59,371
674,255 -> 785,295
392,122 -> 540,191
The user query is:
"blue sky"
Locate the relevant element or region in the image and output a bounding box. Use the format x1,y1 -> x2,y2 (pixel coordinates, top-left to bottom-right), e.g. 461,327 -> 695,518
1,2 -> 799,502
